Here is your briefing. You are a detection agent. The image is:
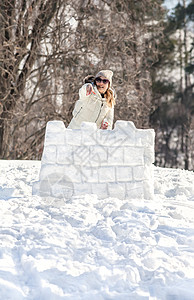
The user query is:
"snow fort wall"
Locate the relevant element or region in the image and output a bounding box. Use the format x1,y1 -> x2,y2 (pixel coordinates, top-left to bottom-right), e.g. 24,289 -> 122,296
33,120 -> 155,199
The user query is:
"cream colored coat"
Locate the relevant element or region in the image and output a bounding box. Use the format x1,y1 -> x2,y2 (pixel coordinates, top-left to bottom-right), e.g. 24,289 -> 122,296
68,83 -> 114,130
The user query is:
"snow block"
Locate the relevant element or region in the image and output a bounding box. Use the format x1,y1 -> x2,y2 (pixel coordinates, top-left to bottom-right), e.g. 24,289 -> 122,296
33,120 -> 155,200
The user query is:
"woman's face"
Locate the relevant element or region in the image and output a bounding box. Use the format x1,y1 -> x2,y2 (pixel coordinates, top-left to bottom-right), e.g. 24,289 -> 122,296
95,76 -> 109,94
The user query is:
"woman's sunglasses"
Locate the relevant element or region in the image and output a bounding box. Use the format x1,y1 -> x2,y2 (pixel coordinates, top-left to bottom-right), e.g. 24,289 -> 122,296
95,77 -> 109,84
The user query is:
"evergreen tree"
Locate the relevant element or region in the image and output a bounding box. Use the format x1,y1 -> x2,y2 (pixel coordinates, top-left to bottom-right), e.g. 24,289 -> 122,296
150,0 -> 194,170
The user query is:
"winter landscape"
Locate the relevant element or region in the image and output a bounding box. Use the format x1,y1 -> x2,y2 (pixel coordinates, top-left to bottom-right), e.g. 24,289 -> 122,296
0,0 -> 194,298
0,158 -> 194,300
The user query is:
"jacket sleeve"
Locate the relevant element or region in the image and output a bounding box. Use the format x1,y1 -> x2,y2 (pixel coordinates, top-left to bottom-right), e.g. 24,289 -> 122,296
79,83 -> 94,101
72,100 -> 82,117
72,83 -> 93,117
105,106 -> 114,130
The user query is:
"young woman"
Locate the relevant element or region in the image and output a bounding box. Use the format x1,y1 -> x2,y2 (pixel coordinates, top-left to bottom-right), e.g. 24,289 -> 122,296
68,70 -> 115,130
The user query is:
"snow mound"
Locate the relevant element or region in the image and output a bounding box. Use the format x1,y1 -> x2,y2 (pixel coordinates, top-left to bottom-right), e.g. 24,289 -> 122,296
0,160 -> 194,299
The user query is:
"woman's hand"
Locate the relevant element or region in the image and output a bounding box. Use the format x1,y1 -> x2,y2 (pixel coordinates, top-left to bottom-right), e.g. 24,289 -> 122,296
101,119 -> 108,130
86,84 -> 95,96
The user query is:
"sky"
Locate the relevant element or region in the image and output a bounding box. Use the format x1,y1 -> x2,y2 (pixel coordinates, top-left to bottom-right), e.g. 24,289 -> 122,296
164,0 -> 179,10
163,0 -> 192,11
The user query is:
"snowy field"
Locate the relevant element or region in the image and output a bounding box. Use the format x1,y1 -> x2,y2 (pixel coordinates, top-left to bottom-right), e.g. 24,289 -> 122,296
0,159 -> 194,300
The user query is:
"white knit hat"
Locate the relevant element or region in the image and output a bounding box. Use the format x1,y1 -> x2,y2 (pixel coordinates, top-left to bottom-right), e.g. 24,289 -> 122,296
95,70 -> 113,86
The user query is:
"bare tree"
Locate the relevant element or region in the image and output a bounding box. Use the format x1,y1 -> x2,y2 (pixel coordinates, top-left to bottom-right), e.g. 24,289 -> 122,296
64,0 -> 165,128
0,0 -> 64,158
0,0 -> 164,159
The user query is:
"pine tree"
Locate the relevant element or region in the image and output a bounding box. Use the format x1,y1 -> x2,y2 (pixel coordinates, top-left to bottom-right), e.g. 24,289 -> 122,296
150,0 -> 194,170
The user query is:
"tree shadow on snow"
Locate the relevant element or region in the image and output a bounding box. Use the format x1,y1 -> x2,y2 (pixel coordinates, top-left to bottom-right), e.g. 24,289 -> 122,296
0,187 -> 15,200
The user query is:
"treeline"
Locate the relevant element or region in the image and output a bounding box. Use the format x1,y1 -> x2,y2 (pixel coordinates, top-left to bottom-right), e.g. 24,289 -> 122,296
0,0 -> 193,170
151,0 -> 194,170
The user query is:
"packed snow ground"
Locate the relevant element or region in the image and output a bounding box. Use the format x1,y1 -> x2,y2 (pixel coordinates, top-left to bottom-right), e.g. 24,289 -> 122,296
0,160 -> 194,300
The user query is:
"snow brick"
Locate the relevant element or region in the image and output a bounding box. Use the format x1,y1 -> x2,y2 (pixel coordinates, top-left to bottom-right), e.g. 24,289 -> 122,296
33,120 -> 155,199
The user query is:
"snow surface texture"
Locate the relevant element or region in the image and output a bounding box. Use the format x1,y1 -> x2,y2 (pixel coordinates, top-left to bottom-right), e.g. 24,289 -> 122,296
33,120 -> 155,199
0,160 -> 194,299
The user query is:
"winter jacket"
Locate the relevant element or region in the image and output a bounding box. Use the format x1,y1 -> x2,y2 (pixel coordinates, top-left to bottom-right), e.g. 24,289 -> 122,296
68,83 -> 114,130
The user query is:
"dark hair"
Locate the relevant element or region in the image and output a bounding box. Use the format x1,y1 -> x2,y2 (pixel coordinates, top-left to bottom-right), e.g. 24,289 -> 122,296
84,75 -> 95,84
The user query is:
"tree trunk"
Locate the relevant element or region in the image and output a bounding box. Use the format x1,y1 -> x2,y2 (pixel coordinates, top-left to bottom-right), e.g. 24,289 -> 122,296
0,0 -> 61,158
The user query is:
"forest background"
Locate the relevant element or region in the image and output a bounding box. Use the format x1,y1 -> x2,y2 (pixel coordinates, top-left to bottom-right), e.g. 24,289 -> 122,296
0,0 -> 193,170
